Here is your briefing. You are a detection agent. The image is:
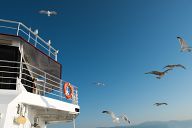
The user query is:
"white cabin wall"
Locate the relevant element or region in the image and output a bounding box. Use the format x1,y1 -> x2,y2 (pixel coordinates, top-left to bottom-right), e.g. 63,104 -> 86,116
3,101 -> 19,128
0,104 -> 8,127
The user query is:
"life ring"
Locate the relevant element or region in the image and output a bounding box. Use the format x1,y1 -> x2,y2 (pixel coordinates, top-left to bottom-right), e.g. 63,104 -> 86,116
63,82 -> 74,99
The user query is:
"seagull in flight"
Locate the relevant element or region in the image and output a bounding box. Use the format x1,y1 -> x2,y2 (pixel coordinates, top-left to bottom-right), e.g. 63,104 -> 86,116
154,102 -> 168,106
163,64 -> 186,70
177,37 -> 192,52
39,10 -> 57,16
102,111 -> 120,123
145,69 -> 171,79
93,82 -> 106,87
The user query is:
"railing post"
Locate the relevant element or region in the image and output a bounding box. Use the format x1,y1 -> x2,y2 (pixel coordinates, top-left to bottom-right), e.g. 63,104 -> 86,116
19,45 -> 23,79
19,62 -> 23,79
72,87 -> 78,105
48,40 -> 51,57
55,54 -> 57,61
17,22 -> 21,36
28,27 -> 31,42
55,50 -> 58,61
35,36 -> 37,47
34,29 -> 38,47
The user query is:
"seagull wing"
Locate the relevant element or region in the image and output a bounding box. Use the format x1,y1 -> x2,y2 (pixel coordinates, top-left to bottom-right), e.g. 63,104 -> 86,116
101,83 -> 105,86
102,111 -> 116,120
163,69 -> 172,73
177,37 -> 191,50
163,65 -> 174,69
110,112 -> 117,119
154,103 -> 164,106
102,111 -> 110,114
176,64 -> 186,69
93,82 -> 101,86
145,71 -> 154,74
162,103 -> 168,105
164,64 -> 186,70
93,82 -> 99,86
120,114 -> 130,124
145,71 -> 160,75
39,10 -> 48,14
50,11 -> 57,15
154,102 -> 168,106
153,103 -> 159,106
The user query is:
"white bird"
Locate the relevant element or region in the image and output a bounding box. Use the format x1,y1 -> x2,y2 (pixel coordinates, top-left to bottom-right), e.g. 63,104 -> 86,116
102,111 -> 120,123
34,29 -> 38,35
39,10 -> 57,17
93,82 -> 106,87
177,37 -> 192,52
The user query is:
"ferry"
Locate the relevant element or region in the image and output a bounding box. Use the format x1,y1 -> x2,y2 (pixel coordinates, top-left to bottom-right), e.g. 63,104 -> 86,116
0,19 -> 80,128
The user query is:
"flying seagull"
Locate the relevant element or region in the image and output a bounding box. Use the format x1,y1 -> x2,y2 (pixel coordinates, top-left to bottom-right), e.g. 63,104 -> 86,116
163,64 -> 186,70
145,69 -> 171,79
102,111 -> 120,123
177,37 -> 192,52
154,102 -> 168,106
93,82 -> 106,87
39,10 -> 57,16
120,114 -> 131,124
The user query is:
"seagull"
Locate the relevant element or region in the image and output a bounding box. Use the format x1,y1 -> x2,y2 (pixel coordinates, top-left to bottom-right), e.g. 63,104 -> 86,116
154,102 -> 168,106
163,64 -> 186,70
120,114 -> 131,124
93,82 -> 106,87
102,111 -> 120,123
177,37 -> 192,52
39,10 -> 57,17
145,69 -> 171,79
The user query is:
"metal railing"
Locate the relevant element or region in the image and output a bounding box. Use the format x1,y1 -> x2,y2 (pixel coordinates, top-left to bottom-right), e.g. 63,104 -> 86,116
0,60 -> 78,105
0,19 -> 58,61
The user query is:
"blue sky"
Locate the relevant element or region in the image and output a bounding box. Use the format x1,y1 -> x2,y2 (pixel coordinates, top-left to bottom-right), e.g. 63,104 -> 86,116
1,0 -> 192,128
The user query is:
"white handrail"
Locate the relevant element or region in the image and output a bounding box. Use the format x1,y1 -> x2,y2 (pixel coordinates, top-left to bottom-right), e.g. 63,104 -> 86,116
0,19 -> 58,61
0,59 -> 78,104
0,19 -> 20,24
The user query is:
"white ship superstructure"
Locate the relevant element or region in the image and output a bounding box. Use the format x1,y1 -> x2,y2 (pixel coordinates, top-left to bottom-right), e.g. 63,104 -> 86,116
0,19 -> 80,128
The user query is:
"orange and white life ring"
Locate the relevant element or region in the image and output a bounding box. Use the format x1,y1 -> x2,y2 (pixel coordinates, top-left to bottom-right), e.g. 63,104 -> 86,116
63,82 -> 74,99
